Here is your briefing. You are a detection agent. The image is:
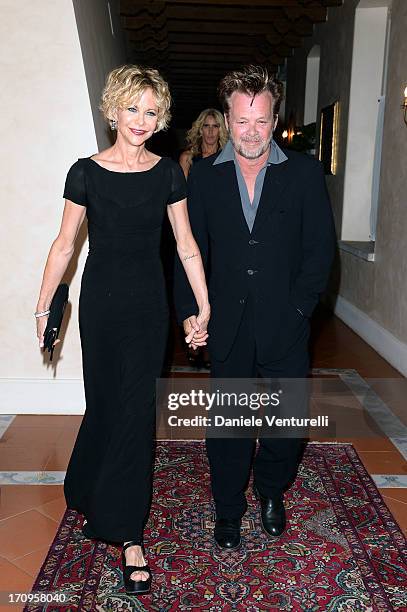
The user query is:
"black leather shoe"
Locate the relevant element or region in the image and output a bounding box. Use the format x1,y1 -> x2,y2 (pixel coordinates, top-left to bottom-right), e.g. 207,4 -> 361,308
214,518 -> 241,550
253,485 -> 286,537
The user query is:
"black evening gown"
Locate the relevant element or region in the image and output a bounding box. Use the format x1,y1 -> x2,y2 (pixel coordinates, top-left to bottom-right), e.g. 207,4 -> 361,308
62,157 -> 186,542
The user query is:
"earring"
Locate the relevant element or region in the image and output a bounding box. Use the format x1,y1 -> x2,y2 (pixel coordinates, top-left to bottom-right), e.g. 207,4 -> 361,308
110,119 -> 117,131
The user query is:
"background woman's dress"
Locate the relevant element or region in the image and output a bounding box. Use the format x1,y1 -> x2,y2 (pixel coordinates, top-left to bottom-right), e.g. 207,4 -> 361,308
62,157 -> 186,542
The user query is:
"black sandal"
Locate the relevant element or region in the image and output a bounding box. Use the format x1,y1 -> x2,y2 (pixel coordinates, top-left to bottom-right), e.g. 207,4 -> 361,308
121,540 -> 152,595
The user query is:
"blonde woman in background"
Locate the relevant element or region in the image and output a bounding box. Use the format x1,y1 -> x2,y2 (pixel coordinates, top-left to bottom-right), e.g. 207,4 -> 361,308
179,108 -> 228,178
35,65 -> 209,596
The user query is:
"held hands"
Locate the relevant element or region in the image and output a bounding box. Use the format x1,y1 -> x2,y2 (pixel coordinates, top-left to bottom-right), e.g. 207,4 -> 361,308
183,306 -> 210,350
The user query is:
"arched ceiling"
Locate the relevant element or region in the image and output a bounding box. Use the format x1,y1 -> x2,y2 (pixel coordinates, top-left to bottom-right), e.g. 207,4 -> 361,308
120,0 -> 343,127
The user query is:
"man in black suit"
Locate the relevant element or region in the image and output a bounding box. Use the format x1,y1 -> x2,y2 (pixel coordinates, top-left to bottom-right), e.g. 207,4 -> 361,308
174,65 -> 336,549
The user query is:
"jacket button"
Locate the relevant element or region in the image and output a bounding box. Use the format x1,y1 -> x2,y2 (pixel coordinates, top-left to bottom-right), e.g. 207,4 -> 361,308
247,269 -> 256,275
248,239 -> 258,245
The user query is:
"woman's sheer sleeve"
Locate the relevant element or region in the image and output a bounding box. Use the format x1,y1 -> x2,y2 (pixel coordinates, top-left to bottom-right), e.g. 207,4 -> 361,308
63,160 -> 88,207
167,160 -> 187,205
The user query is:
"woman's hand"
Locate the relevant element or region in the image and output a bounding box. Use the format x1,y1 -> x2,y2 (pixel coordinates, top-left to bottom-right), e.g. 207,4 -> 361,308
36,313 -> 49,349
36,313 -> 61,350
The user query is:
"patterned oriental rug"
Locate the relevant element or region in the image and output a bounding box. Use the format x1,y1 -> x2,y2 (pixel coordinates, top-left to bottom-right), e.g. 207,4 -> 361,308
25,442 -> 407,612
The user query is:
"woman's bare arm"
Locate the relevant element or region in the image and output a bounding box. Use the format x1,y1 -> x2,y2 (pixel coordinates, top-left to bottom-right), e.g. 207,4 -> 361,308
36,200 -> 86,347
167,198 -> 210,345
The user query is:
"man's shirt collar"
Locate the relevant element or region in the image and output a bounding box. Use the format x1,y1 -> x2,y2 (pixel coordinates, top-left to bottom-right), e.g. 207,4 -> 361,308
213,138 -> 288,166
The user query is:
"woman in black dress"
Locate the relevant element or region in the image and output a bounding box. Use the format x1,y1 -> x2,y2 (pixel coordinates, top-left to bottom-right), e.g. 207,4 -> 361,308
35,65 -> 210,596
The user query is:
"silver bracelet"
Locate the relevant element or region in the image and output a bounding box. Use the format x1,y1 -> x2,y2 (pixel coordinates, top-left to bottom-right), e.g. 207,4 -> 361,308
34,310 -> 50,318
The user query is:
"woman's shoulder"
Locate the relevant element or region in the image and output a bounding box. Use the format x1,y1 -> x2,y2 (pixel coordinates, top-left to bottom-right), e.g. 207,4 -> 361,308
161,156 -> 178,164
159,157 -> 184,173
159,158 -> 187,197
65,157 -> 90,178
63,158 -> 90,205
66,156 -> 95,174
69,156 -> 90,166
179,149 -> 192,163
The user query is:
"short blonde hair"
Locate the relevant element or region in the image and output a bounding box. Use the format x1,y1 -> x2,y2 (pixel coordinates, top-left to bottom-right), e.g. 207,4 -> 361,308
186,109 -> 228,157
100,64 -> 172,131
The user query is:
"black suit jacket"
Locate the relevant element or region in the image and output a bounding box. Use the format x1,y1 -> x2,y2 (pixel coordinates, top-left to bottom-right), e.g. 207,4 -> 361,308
174,148 -> 336,362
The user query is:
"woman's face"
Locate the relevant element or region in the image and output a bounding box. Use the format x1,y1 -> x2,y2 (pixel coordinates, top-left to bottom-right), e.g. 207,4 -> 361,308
115,87 -> 159,146
201,115 -> 220,147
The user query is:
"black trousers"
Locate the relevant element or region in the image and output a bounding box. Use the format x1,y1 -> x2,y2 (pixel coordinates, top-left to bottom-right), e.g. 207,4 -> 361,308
206,296 -> 309,519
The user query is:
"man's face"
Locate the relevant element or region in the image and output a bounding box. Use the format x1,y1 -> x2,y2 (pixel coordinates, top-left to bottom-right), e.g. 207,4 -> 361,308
226,90 -> 277,159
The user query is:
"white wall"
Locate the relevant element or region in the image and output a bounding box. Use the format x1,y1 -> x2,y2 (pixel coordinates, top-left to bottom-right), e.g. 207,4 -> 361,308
285,0 -> 407,375
304,47 -> 320,125
72,0 -> 126,149
341,6 -> 388,240
0,0 -> 125,414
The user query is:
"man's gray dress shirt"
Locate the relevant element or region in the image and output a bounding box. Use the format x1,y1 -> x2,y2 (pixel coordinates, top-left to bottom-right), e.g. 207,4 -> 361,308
213,139 -> 288,232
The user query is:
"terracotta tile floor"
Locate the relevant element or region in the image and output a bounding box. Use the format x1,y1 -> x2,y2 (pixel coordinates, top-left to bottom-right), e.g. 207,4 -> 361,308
0,311 -> 406,600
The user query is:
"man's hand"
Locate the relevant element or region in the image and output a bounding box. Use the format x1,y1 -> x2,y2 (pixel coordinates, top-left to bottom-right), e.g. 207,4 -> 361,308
183,315 -> 200,346
183,308 -> 210,349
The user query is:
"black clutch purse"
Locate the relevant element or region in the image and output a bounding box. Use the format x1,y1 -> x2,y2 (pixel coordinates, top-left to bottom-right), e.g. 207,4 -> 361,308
43,284 -> 69,361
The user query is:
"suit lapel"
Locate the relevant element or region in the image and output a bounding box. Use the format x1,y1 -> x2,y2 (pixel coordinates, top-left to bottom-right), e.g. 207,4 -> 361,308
214,161 -> 250,236
251,160 -> 290,236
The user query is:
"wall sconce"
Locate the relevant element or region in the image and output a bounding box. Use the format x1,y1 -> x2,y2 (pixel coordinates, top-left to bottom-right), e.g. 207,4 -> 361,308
282,130 -> 288,139
403,86 -> 407,126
